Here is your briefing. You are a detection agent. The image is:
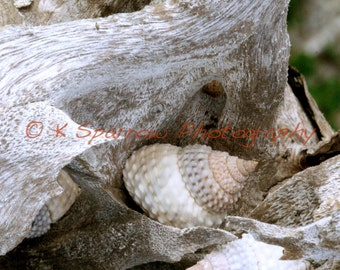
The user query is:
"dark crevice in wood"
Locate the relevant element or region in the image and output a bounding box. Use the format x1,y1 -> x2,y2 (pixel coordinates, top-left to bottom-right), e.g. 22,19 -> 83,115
287,66 -> 323,140
299,131 -> 340,169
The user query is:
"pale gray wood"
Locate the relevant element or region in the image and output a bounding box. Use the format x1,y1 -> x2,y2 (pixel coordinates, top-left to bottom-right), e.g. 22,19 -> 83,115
0,0 -> 151,27
1,0 -> 338,269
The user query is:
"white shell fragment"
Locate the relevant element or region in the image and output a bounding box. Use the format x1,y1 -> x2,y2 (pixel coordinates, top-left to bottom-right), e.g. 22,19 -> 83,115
13,0 -> 33,8
123,144 -> 258,228
28,170 -> 80,238
187,234 -> 312,270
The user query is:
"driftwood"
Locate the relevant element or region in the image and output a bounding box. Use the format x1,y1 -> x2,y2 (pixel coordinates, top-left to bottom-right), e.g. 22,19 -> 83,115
0,0 -> 151,27
0,0 -> 339,269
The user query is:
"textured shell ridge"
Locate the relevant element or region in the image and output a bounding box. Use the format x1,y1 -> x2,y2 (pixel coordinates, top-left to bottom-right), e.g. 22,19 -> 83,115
123,144 -> 224,227
208,152 -> 243,196
186,234 -> 312,270
27,205 -> 51,238
122,143 -> 258,228
28,170 -> 80,238
46,170 -> 81,223
178,145 -> 235,214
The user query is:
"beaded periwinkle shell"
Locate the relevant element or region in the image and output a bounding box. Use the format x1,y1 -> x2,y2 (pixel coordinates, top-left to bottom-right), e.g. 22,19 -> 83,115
27,170 -> 80,238
123,144 -> 258,228
187,234 -> 312,270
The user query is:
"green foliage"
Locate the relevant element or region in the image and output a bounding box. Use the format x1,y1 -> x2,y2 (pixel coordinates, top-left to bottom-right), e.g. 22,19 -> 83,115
287,1 -> 340,130
290,53 -> 317,77
309,77 -> 340,121
289,50 -> 340,130
287,0 -> 303,28
320,44 -> 340,67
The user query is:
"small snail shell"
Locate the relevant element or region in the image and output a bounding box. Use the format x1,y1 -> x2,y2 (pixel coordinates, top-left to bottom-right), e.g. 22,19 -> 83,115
27,170 -> 80,238
123,144 -> 258,228
27,205 -> 51,238
187,234 -> 312,270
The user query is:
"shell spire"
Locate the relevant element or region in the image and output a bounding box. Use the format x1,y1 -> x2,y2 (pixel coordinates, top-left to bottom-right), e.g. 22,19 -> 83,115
123,144 -> 258,228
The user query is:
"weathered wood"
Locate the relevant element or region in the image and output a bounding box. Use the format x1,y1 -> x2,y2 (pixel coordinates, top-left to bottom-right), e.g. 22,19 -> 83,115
0,0 -> 151,27
223,212 -> 340,263
0,0 -> 338,269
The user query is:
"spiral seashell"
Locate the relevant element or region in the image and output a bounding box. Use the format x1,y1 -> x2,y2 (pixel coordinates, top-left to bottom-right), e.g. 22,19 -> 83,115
187,234 -> 312,270
123,144 -> 258,228
27,205 -> 51,238
27,170 -> 80,238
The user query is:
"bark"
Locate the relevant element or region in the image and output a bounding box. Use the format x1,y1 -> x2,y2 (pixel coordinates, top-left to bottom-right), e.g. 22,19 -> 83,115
0,0 -> 338,269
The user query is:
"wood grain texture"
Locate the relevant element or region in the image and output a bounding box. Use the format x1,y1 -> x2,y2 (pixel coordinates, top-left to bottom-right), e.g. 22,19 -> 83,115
0,0 -> 152,27
1,0 -> 337,269
250,155 -> 340,227
0,0 -> 290,256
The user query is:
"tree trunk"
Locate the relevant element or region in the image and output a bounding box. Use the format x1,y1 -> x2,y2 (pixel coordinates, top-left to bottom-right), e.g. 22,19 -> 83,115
0,0 -> 338,269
